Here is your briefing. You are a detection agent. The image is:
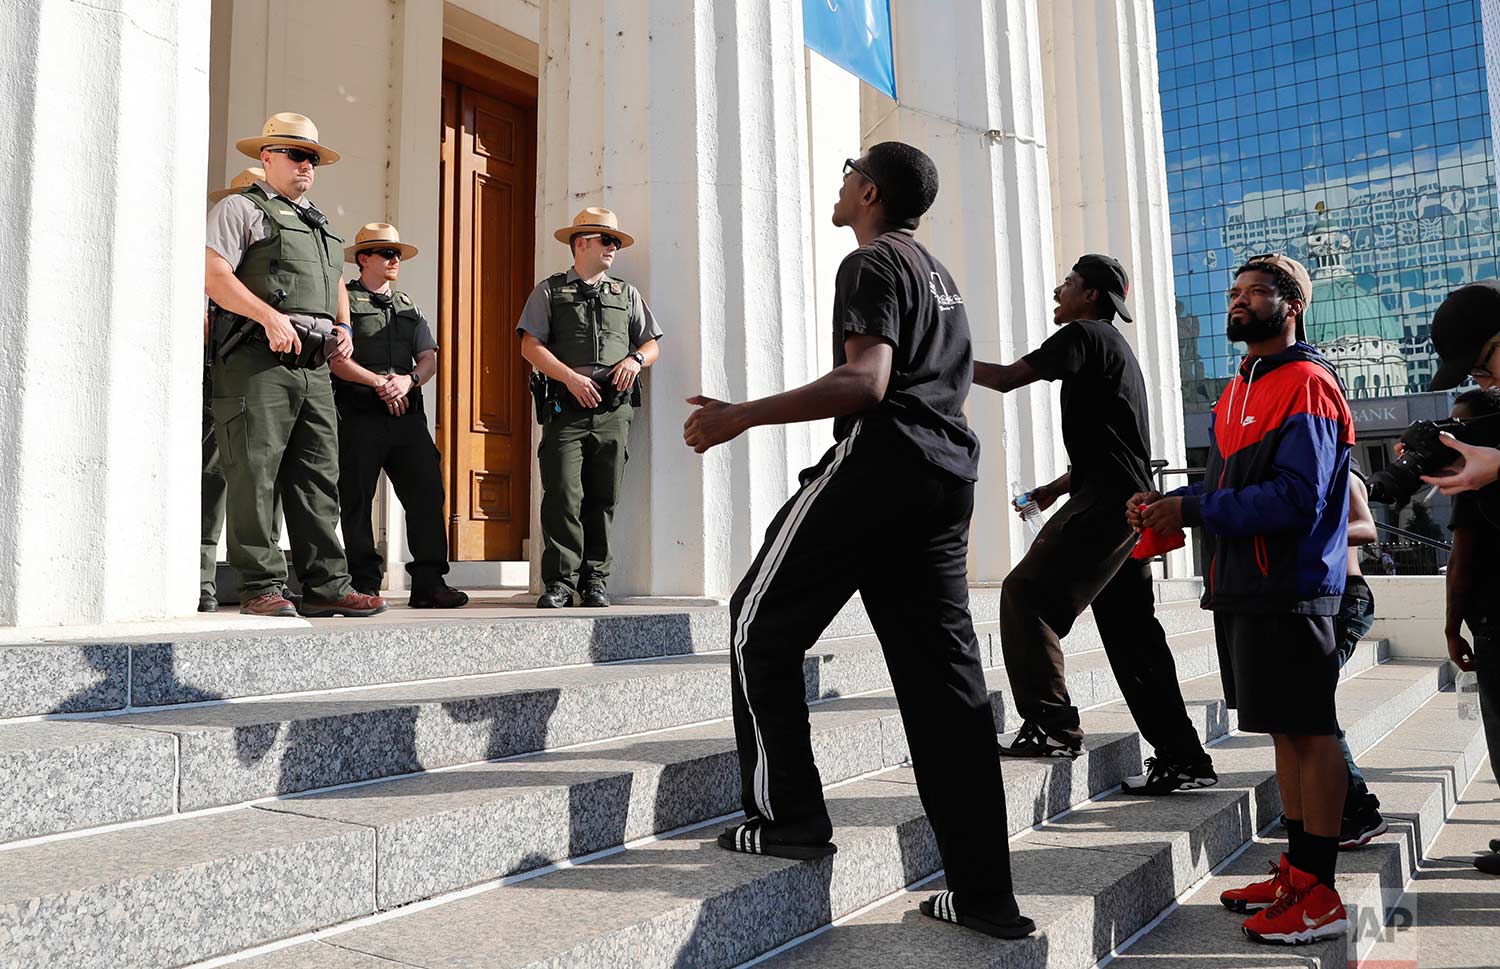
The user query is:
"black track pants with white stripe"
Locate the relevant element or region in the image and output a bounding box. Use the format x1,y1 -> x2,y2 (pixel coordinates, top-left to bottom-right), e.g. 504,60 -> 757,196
728,425 -> 1017,904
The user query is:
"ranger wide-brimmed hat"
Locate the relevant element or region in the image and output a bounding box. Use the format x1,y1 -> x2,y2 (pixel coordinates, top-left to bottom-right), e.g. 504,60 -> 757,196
235,112 -> 342,166
344,223 -> 419,263
553,207 -> 635,248
208,167 -> 265,204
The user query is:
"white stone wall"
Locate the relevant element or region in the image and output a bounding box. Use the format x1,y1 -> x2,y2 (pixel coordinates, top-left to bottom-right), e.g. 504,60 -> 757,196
1041,0 -> 1190,576
864,0 -> 1066,583
0,0 -> 210,625
803,49 -> 861,459
535,0 -> 821,599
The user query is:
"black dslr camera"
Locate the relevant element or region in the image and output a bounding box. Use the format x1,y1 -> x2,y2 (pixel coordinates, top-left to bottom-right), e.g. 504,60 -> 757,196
1366,412 -> 1500,504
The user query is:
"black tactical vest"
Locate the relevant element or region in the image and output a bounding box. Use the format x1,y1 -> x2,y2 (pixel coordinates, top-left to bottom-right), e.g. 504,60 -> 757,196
347,282 -> 424,374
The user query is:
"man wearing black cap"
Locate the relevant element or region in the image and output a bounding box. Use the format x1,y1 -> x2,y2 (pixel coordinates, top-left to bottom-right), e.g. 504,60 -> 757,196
973,255 -> 1216,795
1419,281 -> 1500,876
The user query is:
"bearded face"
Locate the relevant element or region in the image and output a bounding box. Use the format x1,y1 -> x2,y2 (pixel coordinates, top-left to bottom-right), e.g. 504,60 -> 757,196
1226,299 -> 1290,343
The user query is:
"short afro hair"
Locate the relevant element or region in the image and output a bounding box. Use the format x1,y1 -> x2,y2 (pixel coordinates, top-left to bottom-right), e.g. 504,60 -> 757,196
1456,386 -> 1500,417
860,141 -> 940,230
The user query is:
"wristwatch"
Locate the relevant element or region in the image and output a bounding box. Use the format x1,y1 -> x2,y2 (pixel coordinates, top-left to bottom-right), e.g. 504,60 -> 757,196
628,350 -> 645,366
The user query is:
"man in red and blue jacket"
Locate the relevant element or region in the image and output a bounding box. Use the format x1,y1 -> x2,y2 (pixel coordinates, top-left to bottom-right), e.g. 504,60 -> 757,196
1130,253 -> 1354,947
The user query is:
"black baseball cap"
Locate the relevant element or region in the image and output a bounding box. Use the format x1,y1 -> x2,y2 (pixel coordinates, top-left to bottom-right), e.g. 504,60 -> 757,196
1073,254 -> 1134,322
1429,280 -> 1500,391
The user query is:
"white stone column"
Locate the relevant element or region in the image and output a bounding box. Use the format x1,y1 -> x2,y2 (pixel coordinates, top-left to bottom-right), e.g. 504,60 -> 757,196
803,49 -> 861,451
536,0 -> 819,598
0,0 -> 210,626
1041,0 -> 1191,576
863,0 -> 1065,583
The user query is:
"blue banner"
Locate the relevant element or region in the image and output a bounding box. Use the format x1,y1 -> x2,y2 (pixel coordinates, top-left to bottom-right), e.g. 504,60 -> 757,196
802,0 -> 896,101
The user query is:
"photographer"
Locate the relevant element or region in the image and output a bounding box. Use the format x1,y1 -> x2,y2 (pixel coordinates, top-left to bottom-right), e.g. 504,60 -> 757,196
1420,281 -> 1500,501
1434,388 -> 1500,875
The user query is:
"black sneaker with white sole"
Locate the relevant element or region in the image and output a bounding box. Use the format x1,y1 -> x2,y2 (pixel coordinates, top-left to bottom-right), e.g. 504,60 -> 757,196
997,720 -> 1082,758
1338,805 -> 1388,849
1120,756 -> 1219,795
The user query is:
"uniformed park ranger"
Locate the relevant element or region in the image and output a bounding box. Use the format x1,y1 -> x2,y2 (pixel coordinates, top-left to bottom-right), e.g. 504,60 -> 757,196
203,112 -> 387,618
330,223 -> 468,609
516,207 -> 663,608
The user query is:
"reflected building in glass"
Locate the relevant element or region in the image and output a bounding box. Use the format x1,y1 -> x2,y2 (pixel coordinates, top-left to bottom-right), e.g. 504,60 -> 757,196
1157,0 -> 1499,467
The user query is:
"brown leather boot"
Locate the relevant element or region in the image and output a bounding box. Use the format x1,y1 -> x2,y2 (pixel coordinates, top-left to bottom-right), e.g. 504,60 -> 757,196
296,591 -> 389,618
240,591 -> 297,617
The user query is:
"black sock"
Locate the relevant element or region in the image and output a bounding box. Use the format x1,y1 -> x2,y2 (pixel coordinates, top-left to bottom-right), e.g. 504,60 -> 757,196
1301,833 -> 1339,888
1284,817 -> 1306,867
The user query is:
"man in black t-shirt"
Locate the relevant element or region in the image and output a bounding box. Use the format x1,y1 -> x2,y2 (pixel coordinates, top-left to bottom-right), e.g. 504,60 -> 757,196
974,255 -> 1216,794
1438,388 -> 1500,875
683,142 -> 1034,941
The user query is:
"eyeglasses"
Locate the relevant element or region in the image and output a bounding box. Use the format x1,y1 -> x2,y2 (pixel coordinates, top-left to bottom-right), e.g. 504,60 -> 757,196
843,157 -> 879,189
580,233 -> 623,249
266,146 -> 321,167
368,248 -> 402,260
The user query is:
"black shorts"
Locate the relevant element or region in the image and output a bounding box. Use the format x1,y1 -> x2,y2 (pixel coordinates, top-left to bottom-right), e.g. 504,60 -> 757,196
1214,611 -> 1339,735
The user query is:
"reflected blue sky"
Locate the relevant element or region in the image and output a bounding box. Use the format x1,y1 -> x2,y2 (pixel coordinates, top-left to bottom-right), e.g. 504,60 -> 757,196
1157,0 -> 1499,412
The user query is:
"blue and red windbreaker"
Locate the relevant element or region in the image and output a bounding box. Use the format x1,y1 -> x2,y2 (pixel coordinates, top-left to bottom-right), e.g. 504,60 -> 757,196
1168,341 -> 1354,615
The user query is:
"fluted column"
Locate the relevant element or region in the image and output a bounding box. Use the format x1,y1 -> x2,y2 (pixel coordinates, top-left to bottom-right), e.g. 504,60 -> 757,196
1041,0 -> 1191,575
863,0 -> 1065,582
536,0 -> 819,598
0,0 -> 209,626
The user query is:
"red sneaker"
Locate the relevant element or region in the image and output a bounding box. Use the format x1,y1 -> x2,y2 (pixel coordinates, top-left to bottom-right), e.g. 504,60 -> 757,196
1220,854 -> 1289,913
1241,862 -> 1348,945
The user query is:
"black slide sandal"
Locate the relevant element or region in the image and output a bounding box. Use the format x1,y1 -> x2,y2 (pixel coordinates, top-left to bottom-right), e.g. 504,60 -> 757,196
920,891 -> 1036,940
716,821 -> 837,860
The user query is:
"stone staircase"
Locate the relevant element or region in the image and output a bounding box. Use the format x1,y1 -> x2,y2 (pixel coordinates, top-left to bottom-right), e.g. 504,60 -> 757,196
0,580 -> 1482,969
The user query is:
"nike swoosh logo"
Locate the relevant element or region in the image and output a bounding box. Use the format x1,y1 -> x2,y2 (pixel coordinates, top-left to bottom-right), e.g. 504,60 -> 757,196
1302,907 -> 1341,928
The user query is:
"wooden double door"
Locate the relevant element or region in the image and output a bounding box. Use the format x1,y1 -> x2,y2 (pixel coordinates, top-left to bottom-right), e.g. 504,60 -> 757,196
436,44 -> 536,562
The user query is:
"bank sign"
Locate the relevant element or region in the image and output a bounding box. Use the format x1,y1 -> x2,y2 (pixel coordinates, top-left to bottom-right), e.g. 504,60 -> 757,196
803,0 -> 896,100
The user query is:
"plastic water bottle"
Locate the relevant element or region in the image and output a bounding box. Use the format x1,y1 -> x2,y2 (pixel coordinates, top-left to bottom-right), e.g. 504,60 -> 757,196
1012,482 -> 1044,537
1457,669 -> 1481,722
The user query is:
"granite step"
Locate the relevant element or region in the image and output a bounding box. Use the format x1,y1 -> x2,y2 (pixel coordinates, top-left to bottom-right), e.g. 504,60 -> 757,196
0,629 -> 1224,969
1106,686 -> 1488,969
0,720 -> 177,844
262,632 -> 1245,911
96,620 -> 1217,813
0,617 -> 1218,848
0,583 -> 1205,716
752,659 -> 1455,969
224,657 -> 1431,969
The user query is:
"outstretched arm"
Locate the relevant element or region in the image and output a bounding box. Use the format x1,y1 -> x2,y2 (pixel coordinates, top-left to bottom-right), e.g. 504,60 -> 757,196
683,334 -> 893,454
974,359 -> 1042,393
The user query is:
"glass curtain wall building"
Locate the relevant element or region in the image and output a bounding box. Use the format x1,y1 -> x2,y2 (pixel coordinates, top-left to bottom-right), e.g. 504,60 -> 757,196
1157,0 -> 1499,462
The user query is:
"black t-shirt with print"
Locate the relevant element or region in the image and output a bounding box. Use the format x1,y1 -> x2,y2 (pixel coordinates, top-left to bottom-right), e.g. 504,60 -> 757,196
831,231 -> 979,482
1450,492 -> 1500,621
1023,319 -> 1154,498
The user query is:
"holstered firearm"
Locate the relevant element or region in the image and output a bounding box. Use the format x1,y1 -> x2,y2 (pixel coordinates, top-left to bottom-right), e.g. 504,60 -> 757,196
215,288 -> 288,362
528,365 -> 641,425
215,289 -> 336,370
